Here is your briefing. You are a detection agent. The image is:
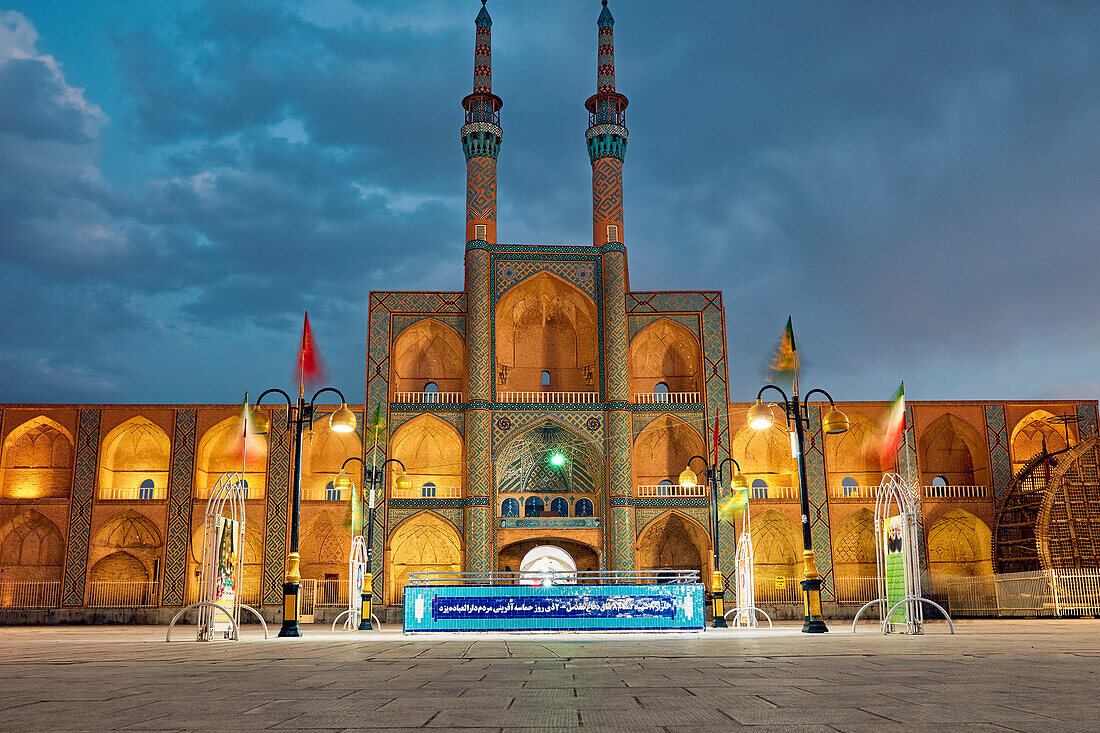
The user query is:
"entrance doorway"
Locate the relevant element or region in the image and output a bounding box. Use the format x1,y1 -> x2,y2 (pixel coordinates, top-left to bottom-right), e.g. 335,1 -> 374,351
518,545 -> 576,586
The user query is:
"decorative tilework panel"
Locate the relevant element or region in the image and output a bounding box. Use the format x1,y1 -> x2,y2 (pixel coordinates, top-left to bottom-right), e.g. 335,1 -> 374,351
592,157 -> 624,228
894,405 -> 928,581
606,409 -> 634,570
635,507 -> 712,538
61,408 -> 100,607
601,250 -> 629,402
494,258 -> 600,303
466,254 -> 492,403
627,312 -> 701,341
466,155 -> 497,222
391,411 -> 464,437
803,404 -> 834,601
985,404 -> 1012,508
388,508 -> 463,539
391,313 -> 466,343
464,409 -> 492,575
161,409 -> 196,606
262,421 -> 290,605
1078,404 -> 1098,441
492,410 -> 604,451
631,410 -> 704,443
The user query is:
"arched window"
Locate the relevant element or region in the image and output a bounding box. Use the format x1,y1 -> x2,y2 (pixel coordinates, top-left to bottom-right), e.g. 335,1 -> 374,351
575,498 -> 594,517
841,476 -> 857,497
752,478 -> 768,500
325,480 -> 340,501
931,475 -> 948,497
138,478 -> 155,501
501,498 -> 520,517
524,496 -> 544,517
422,481 -> 437,498
541,371 -> 551,387
932,476 -> 948,486
654,382 -> 670,404
424,382 -> 439,404
550,497 -> 569,517
657,479 -> 673,497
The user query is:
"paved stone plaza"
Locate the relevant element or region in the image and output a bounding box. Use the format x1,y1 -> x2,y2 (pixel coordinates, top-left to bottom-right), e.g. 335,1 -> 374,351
0,620 -> 1097,731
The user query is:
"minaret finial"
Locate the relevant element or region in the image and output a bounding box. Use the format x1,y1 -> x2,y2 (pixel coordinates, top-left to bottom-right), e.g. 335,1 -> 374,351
462,0 -> 503,245
586,0 -> 628,247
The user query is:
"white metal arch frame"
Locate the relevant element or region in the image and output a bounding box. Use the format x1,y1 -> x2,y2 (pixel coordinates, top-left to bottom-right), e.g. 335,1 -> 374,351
725,501 -> 772,629
197,472 -> 247,641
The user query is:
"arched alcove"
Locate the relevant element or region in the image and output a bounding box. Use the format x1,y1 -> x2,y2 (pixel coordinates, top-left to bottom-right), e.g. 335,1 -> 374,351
918,414 -> 989,487
732,424 -> 797,488
831,508 -> 876,579
303,427 -> 362,494
391,318 -> 465,395
751,510 -> 802,584
1010,410 -> 1070,472
0,509 -> 64,582
386,513 -> 462,605
632,415 -> 705,487
927,509 -> 993,578
825,412 -> 883,487
1,417 -> 73,499
629,319 -> 701,397
494,272 -> 599,393
636,512 -> 709,581
196,417 -> 266,493
495,421 -> 602,516
98,417 -> 171,491
389,415 -> 463,496
300,511 -> 347,581
187,522 -> 263,602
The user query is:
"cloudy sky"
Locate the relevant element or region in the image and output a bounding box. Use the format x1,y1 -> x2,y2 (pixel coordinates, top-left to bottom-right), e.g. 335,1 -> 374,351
1,0 -> 1098,405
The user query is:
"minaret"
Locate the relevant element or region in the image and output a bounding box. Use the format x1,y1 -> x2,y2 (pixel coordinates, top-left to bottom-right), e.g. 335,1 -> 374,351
585,0 -> 628,247
461,0 -> 503,244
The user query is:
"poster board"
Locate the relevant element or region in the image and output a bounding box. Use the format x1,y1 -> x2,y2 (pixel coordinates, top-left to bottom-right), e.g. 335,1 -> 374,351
212,516 -> 240,634
884,515 -> 907,625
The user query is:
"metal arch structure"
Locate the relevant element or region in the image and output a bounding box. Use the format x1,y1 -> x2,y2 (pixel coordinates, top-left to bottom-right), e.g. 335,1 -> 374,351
994,437 -> 1100,574
728,499 -> 769,629
196,473 -> 247,641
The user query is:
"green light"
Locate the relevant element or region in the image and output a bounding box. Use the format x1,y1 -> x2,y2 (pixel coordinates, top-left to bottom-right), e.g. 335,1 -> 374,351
549,451 -> 567,467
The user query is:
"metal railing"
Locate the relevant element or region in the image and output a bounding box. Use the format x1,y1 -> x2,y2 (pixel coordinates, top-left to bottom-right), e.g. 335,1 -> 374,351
407,570 -> 701,586
314,578 -> 349,607
752,578 -> 803,604
828,485 -> 878,500
194,486 -> 264,501
832,576 -> 881,605
391,485 -> 462,500
98,487 -> 167,501
87,581 -> 160,608
634,392 -> 700,405
923,484 -> 988,499
636,484 -> 707,498
749,485 -> 799,500
933,570 -> 1100,617
497,391 -> 600,404
301,487 -> 352,501
0,580 -> 61,609
393,391 -> 463,404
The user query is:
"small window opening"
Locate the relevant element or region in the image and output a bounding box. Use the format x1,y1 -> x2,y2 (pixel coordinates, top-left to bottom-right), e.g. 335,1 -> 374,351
422,482 -> 437,498
139,478 -> 155,500
657,479 -> 673,497
475,224 -> 487,241
841,476 -> 858,497
751,478 -> 768,499
654,382 -> 670,403
541,371 -> 551,387
607,224 -> 619,242
424,382 -> 439,404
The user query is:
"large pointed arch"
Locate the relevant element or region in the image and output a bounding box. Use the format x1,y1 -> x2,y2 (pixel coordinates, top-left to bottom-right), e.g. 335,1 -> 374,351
831,508 -> 876,578
632,414 -> 705,487
629,318 -> 702,398
1010,410 -> 1070,471
391,318 -> 465,396
918,414 -> 989,487
494,271 -> 599,393
389,414 -> 463,497
98,417 -> 171,491
1,416 -> 73,498
303,427 -> 362,494
825,412 -> 883,487
196,417 -> 267,493
927,508 -> 993,578
732,423 -> 797,488
386,511 -> 462,604
751,509 -> 802,585
636,510 -> 710,581
0,509 -> 64,582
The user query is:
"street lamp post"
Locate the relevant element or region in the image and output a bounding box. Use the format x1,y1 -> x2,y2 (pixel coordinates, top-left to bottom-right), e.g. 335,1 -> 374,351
334,457 -> 412,630
253,387 -> 357,638
679,455 -> 747,629
747,384 -> 849,633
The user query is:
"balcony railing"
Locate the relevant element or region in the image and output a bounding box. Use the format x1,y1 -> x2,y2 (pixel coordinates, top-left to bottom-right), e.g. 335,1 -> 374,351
98,487 -> 167,501
193,486 -> 264,501
391,485 -> 462,500
636,484 -> 707,498
829,485 -> 879,500
924,484 -> 988,499
497,391 -> 599,404
748,485 -> 799,500
634,392 -> 700,405
393,391 -> 463,404
301,487 -> 352,501
0,580 -> 61,609
86,581 -> 160,608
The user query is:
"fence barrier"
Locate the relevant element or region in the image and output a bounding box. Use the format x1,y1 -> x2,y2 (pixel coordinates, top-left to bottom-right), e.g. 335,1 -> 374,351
87,581 -> 160,608
0,580 -> 61,609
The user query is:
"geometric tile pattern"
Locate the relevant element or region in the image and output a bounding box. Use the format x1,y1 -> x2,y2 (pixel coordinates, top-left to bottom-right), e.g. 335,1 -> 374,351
466,156 -> 497,223
161,409 -> 196,606
628,312 -> 700,341
894,404 -> 928,578
390,313 -> 466,343
636,507 -> 712,539
494,258 -> 600,303
606,409 -> 634,570
592,158 -> 624,236
803,404 -> 834,601
61,408 -> 101,607
464,409 -> 492,574
1079,403 -> 1098,441
492,410 -> 603,452
984,403 -> 1012,509
601,249 -> 628,401
262,420 -> 291,606
388,508 -> 463,539
465,252 -> 491,402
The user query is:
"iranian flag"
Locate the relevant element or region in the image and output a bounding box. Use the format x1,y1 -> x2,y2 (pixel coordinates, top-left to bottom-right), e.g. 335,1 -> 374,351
879,382 -> 905,469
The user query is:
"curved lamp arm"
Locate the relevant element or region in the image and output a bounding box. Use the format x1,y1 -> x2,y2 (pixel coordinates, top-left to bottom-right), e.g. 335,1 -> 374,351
685,454 -> 709,472
308,387 -> 349,429
802,388 -> 837,407
255,388 -> 294,432
755,384 -> 790,409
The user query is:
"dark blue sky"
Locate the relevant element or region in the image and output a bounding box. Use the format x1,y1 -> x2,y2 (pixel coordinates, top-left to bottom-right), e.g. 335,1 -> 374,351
1,1 -> 1098,405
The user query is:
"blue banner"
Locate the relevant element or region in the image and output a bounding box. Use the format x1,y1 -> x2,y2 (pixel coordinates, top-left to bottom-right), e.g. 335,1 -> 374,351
404,583 -> 705,633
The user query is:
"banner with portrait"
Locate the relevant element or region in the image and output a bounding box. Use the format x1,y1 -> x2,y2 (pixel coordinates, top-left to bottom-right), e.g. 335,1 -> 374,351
212,516 -> 240,633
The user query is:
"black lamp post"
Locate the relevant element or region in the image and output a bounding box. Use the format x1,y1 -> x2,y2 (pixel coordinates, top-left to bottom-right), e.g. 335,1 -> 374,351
253,387 -> 357,638
747,384 -> 849,633
334,456 -> 411,630
680,454 -> 747,628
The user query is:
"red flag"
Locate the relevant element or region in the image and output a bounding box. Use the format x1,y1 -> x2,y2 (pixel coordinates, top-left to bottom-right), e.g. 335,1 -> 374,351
295,311 -> 327,388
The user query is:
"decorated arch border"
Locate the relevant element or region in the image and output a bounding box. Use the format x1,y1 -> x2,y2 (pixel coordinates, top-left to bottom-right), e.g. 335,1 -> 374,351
61,408 -> 101,607
390,313 -> 467,343
631,410 -> 705,443
491,409 -> 604,450
627,312 -> 701,341
635,507 -> 712,538
161,408 -> 196,606
387,507 -> 463,540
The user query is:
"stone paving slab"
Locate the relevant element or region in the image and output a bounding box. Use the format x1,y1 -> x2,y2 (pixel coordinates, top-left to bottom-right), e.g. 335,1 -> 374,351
0,620 -> 1098,731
